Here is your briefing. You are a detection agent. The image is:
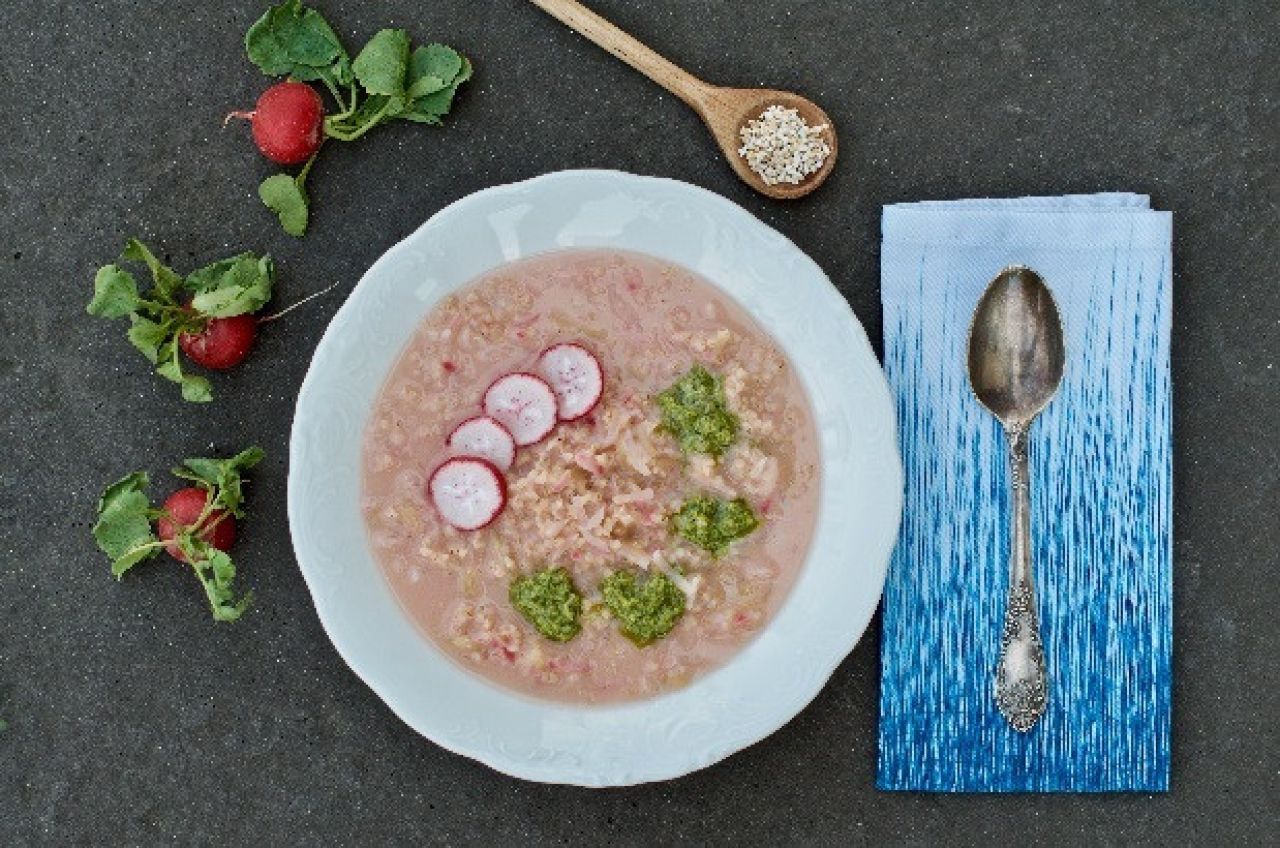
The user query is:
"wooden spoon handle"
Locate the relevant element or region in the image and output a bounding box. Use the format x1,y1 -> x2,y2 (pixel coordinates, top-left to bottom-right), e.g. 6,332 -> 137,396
529,0 -> 711,108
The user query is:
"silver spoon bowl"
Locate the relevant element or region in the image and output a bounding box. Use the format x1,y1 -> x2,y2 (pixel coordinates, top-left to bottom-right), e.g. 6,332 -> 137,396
967,265 -> 1066,732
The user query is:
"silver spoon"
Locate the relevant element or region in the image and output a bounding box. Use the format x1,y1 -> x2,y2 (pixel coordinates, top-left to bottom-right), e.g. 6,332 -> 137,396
967,265 -> 1066,732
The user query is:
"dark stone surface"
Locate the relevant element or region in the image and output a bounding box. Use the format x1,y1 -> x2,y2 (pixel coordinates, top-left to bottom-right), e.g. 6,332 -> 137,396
1,1 -> 1275,844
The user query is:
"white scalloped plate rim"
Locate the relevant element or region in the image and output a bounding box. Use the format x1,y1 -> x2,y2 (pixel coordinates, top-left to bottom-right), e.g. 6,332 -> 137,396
288,170 -> 902,787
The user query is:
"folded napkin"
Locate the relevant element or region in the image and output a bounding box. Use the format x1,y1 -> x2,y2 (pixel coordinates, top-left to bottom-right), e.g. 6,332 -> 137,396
877,194 -> 1173,792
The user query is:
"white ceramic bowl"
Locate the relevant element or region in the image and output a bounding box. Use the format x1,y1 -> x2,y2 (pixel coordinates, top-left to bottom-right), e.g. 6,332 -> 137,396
288,170 -> 902,786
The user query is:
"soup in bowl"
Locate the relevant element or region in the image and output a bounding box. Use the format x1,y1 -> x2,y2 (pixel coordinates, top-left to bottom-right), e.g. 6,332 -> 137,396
362,249 -> 820,703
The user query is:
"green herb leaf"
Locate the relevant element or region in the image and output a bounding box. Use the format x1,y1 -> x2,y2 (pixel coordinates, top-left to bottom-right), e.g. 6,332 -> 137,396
87,265 -> 141,318
92,472 -> 160,575
187,253 -> 275,317
399,56 -> 472,125
600,571 -> 686,647
245,0 -> 350,85
405,44 -> 462,99
672,496 -> 759,557
122,239 -> 183,302
352,28 -> 410,96
259,173 -> 309,237
126,314 -> 171,364
172,446 -> 265,516
510,567 -> 583,642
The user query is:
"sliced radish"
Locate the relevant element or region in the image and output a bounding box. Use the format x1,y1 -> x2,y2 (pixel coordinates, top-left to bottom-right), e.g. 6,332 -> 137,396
428,457 -> 507,531
447,415 -> 516,471
482,372 -> 558,446
538,342 -> 604,421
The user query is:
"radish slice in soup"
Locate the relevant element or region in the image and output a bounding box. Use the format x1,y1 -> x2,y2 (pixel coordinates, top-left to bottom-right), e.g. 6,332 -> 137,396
447,415 -> 517,471
428,457 -> 507,531
482,372 -> 558,446
538,342 -> 604,421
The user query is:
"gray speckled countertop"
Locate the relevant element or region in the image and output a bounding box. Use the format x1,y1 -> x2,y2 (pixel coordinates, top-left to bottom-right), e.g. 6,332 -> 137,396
1,1 -> 1276,845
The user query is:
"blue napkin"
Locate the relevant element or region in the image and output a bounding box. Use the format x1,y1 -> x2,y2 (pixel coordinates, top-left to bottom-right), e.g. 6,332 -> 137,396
877,194 -> 1173,792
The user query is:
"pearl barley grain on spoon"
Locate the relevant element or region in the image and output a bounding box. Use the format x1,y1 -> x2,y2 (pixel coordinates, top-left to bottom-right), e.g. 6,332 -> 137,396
738,105 -> 833,187
530,0 -> 838,199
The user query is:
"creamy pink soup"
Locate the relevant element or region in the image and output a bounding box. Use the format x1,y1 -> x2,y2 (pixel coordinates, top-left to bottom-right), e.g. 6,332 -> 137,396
361,249 -> 820,703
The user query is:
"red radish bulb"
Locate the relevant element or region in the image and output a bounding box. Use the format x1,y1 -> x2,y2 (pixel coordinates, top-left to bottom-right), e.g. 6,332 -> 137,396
428,457 -> 508,531
157,487 -> 237,562
447,415 -> 517,471
482,373 -> 559,446
229,81 -> 325,165
537,342 -> 604,421
179,314 -> 258,370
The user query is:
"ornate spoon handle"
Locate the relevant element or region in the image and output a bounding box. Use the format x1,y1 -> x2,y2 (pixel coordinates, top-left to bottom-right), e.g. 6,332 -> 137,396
995,425 -> 1048,731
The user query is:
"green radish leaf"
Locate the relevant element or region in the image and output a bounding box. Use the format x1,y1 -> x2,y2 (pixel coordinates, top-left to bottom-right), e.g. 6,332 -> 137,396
245,0 -> 350,83
155,339 -> 213,403
179,375 -> 214,403
174,446 -> 265,516
352,29 -> 410,97
405,44 -> 462,99
126,314 -> 171,364
188,254 -> 275,317
122,239 -> 183,302
399,56 -> 472,124
259,173 -> 309,237
187,542 -> 252,623
87,265 -> 141,318
185,253 -> 253,293
112,543 -> 161,578
92,472 -> 158,568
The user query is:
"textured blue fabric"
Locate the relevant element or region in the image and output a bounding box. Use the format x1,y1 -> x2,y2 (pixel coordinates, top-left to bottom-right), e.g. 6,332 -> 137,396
877,195 -> 1173,792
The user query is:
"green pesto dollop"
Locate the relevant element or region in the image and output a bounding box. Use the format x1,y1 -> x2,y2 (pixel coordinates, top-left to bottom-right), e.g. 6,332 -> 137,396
599,570 -> 686,647
673,496 -> 760,557
655,364 -> 739,458
509,567 -> 583,642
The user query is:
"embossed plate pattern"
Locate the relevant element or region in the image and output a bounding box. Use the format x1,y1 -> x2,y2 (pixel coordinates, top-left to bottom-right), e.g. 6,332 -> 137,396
287,170 -> 903,786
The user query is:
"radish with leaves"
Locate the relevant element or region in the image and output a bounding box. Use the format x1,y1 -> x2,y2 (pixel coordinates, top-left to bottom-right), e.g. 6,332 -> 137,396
87,239 -> 275,402
91,447 -> 265,623
237,1 -> 473,236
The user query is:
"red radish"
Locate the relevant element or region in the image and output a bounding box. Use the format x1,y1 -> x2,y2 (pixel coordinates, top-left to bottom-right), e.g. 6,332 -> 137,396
537,342 -> 604,421
179,314 -> 257,370
428,457 -> 507,531
482,372 -> 559,446
228,81 -> 325,166
447,415 -> 516,471
157,488 -> 236,562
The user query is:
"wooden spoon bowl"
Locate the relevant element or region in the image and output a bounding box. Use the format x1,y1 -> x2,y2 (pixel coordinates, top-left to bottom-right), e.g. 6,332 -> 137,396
531,0 -> 838,200
697,87 -> 838,200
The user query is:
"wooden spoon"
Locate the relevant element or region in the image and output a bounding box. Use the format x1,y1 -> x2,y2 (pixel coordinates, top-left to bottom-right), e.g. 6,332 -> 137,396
529,0 -> 838,200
